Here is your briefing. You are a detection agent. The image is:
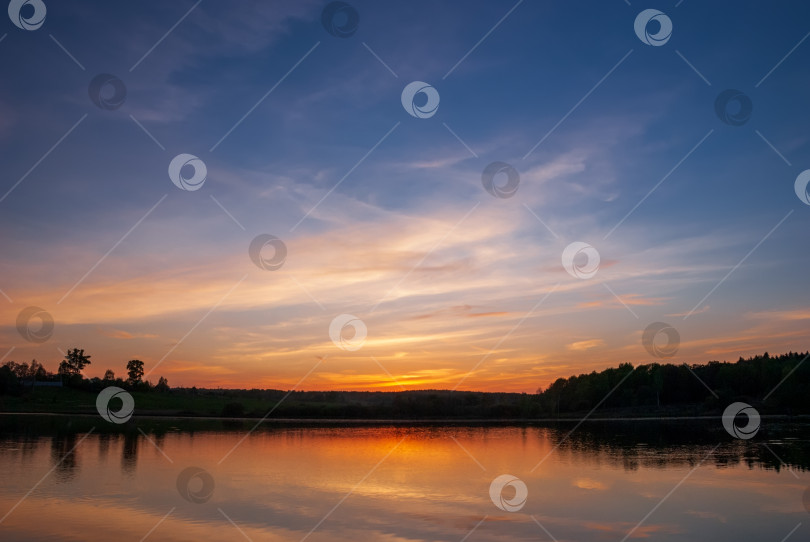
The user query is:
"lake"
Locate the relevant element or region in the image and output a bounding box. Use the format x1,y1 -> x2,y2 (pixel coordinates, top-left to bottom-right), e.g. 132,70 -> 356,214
0,415 -> 808,541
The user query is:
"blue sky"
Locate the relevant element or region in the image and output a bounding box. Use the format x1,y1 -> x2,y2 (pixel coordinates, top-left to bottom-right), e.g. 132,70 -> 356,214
1,0 -> 809,390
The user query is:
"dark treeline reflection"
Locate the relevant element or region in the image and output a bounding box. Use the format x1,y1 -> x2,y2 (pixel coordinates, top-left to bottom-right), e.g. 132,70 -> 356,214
2,415 -> 810,477
121,431 -> 138,474
539,420 -> 810,473
97,432 -> 113,460
50,433 -> 79,482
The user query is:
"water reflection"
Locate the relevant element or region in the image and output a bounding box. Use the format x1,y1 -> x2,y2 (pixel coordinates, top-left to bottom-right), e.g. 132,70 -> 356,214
0,415 -> 807,542
50,433 -> 79,482
545,420 -> 810,473
96,432 -> 113,461
121,431 -> 138,474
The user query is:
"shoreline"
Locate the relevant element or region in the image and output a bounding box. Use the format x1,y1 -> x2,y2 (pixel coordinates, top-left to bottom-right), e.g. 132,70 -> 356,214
3,411 -> 810,424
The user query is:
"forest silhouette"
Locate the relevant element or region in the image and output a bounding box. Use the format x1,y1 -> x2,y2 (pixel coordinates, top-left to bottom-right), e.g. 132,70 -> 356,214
1,350 -> 808,419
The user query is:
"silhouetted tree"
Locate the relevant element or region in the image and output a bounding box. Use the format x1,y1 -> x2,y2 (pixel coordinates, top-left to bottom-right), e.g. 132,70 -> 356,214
155,376 -> 169,392
103,369 -> 116,382
3,360 -> 48,380
4,361 -> 28,379
126,359 -> 144,386
28,360 -> 48,380
0,364 -> 17,394
58,348 -> 91,385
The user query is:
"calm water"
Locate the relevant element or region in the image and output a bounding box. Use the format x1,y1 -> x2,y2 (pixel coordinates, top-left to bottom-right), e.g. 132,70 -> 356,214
1,415 -> 809,541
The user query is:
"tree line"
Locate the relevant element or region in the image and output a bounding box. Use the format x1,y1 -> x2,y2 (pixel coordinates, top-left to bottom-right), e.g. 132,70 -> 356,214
0,347 -> 169,394
536,351 -> 810,415
1,349 -> 809,418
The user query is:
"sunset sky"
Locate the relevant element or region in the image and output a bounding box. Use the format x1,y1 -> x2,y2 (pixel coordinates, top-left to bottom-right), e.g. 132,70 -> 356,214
1,0 -> 809,392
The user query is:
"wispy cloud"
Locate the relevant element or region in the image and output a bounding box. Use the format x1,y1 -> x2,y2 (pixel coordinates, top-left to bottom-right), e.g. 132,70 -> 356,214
567,339 -> 605,351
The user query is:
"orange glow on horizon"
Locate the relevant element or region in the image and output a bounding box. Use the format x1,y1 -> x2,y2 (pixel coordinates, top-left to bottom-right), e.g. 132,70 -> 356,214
2,203 -> 808,394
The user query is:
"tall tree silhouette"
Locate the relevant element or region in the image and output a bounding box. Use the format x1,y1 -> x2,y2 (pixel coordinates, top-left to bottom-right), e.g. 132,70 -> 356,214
58,348 -> 91,384
126,359 -> 144,386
